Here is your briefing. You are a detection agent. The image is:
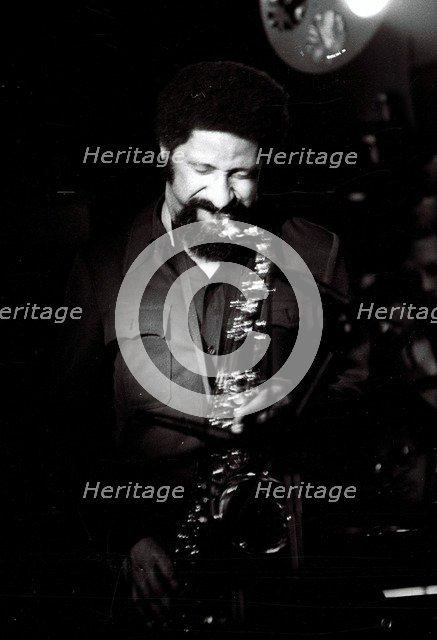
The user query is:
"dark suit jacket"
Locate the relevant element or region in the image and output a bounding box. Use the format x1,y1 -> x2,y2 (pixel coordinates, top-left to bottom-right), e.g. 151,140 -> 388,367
58,196 -> 367,457
56,195 -> 368,550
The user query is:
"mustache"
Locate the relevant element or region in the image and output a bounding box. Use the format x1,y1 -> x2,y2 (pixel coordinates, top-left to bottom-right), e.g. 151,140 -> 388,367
184,197 -> 243,215
173,197 -> 250,230
173,197 -> 256,262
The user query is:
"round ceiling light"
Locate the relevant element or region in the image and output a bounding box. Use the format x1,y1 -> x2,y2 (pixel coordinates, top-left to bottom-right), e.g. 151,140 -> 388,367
344,0 -> 390,18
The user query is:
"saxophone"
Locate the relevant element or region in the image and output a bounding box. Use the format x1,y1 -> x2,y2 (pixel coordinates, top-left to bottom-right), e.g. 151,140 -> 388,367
171,223 -> 291,628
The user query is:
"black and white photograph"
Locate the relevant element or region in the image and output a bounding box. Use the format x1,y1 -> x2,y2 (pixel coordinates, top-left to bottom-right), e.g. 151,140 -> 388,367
2,1 -> 437,638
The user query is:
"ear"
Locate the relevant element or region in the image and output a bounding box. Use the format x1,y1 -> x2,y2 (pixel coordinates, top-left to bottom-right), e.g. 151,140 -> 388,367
159,143 -> 169,157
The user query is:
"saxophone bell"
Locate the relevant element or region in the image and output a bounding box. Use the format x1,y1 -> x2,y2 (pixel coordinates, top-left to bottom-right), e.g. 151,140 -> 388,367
213,473 -> 289,555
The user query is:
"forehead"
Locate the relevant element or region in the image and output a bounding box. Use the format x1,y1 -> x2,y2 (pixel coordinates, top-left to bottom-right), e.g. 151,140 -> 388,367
409,236 -> 437,265
177,129 -> 258,168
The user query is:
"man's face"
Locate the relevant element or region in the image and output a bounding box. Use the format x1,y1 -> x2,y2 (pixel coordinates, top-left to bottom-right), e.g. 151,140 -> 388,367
404,235 -> 437,304
162,129 -> 260,260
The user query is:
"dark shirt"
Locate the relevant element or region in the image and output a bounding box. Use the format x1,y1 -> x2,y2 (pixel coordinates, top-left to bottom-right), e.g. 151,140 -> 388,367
195,280 -> 229,357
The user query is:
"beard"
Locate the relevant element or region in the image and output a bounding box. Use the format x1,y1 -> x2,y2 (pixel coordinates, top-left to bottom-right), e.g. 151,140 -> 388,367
173,197 -> 254,261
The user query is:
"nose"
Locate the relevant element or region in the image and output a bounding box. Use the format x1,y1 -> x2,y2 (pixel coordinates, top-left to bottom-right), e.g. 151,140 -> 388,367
204,173 -> 235,211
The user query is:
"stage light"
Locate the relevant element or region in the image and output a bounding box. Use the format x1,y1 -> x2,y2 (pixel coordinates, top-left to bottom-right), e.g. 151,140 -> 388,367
345,0 -> 390,18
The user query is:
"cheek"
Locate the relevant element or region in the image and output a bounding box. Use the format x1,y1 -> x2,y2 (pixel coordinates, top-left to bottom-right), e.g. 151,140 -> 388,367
171,166 -> 201,201
234,181 -> 258,203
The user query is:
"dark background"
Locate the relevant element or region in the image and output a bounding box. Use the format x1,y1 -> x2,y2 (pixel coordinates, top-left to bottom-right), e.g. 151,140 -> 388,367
1,1 -> 437,636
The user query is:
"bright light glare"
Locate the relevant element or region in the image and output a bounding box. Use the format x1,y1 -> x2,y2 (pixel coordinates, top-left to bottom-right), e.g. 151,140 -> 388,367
345,0 -> 390,18
383,585 -> 437,599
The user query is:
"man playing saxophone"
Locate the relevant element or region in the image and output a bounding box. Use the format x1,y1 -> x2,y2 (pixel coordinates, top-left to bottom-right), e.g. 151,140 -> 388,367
58,61 -> 367,623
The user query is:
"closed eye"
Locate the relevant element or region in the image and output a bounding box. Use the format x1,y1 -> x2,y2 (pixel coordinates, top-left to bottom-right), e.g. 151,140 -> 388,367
190,162 -> 214,175
231,169 -> 257,179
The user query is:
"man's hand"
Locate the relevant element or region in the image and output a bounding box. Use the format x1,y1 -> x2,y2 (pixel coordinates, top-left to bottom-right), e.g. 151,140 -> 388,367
122,536 -> 178,622
402,336 -> 437,379
233,378 -> 292,429
402,336 -> 437,409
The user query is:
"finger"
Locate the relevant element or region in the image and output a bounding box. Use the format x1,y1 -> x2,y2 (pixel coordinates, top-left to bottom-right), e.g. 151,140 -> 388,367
131,567 -> 151,599
412,339 -> 437,373
234,391 -> 267,418
146,568 -> 171,607
234,382 -> 290,419
133,578 -> 166,622
402,345 -> 414,370
131,561 -> 172,614
149,599 -> 166,623
132,583 -> 146,615
155,552 -> 178,591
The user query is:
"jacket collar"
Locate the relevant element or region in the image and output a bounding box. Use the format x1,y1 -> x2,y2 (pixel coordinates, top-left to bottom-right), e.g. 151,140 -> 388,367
123,194 -> 166,275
